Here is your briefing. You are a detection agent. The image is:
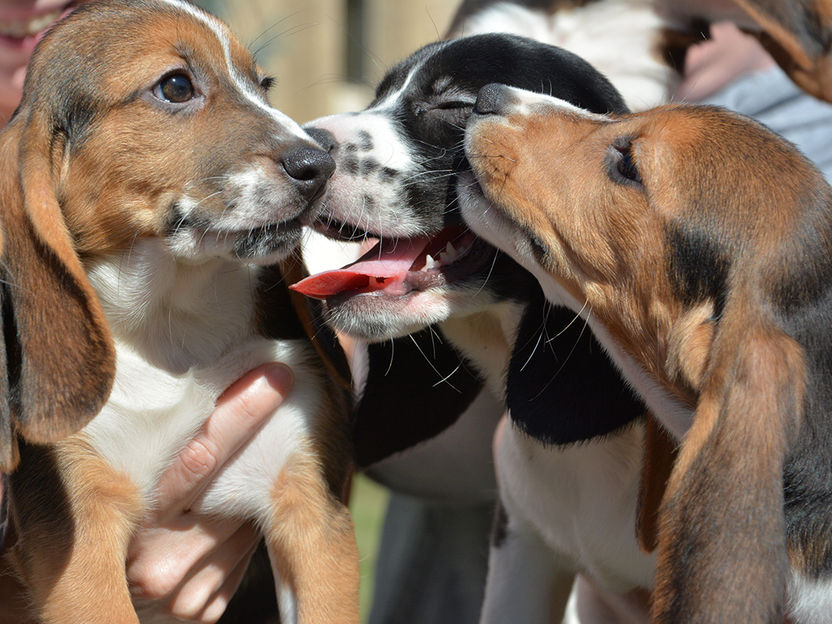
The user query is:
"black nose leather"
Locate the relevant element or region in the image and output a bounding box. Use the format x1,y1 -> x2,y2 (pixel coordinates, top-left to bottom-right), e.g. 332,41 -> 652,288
282,145 -> 336,201
304,127 -> 338,153
474,83 -> 509,115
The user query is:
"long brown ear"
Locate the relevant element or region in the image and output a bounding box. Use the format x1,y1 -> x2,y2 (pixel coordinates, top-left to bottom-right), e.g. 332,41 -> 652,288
0,114 -> 115,472
735,0 -> 832,103
652,318 -> 803,622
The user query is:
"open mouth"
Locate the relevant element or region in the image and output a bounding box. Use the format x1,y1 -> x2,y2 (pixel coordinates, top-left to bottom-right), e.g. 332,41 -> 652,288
291,225 -> 496,301
0,1 -> 77,45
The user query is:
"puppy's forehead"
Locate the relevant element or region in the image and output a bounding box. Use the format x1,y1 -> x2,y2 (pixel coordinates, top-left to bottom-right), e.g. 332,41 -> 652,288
32,0 -> 258,95
373,34 -> 628,116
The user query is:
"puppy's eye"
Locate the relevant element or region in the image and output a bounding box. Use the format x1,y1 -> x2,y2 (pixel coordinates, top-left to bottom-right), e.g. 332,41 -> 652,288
608,138 -> 642,186
436,100 -> 474,111
430,100 -> 475,125
157,73 -> 195,103
260,76 -> 275,91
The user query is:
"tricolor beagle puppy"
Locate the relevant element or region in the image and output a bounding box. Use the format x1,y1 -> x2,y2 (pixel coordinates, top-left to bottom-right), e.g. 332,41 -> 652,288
292,33 -> 661,624
461,85 -> 832,623
1,1 -> 357,623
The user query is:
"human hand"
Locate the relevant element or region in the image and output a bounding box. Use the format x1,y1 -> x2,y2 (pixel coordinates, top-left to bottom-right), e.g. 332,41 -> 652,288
127,363 -> 294,623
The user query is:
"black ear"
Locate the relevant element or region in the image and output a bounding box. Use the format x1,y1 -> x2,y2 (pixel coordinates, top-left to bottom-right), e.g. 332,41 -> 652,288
351,326 -> 483,468
506,286 -> 644,445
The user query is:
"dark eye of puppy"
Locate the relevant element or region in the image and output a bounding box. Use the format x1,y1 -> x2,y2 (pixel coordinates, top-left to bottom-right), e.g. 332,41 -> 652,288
260,76 -> 276,92
607,137 -> 642,187
157,73 -> 195,103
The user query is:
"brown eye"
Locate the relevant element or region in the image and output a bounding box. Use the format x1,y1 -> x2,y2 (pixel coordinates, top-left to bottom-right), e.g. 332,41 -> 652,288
607,137 -> 643,187
158,73 -> 195,103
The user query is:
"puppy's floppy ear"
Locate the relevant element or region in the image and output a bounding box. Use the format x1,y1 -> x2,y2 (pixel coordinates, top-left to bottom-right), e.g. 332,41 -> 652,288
506,287 -> 644,445
0,112 -> 115,472
736,0 -> 832,103
652,318 -> 802,622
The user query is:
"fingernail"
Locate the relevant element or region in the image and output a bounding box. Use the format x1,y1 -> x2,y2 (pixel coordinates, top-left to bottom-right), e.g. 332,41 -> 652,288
263,363 -> 294,394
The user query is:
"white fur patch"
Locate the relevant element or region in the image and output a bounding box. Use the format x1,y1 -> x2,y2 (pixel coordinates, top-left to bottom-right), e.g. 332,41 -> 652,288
307,112 -> 426,238
480,423 -> 655,624
83,240 -> 322,520
451,0 -> 678,111
788,572 -> 832,624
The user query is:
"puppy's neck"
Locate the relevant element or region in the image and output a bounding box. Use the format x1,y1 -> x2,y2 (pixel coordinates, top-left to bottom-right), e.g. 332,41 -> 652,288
86,238 -> 258,375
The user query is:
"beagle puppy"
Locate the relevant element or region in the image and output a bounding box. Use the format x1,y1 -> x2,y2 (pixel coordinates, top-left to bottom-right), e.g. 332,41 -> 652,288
460,85 -> 832,622
1,1 -> 357,623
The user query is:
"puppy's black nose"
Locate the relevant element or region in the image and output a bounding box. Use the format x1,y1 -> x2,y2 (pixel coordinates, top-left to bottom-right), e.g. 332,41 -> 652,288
304,127 -> 338,153
282,145 -> 336,201
474,83 -> 509,115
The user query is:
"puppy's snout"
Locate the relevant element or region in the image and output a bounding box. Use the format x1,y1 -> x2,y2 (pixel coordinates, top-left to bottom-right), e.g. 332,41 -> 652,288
474,83 -> 510,116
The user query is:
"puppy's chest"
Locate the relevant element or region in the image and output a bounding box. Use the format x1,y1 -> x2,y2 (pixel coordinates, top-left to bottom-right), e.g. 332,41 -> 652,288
83,336 -> 314,500
81,246 -> 322,506
501,425 -> 656,591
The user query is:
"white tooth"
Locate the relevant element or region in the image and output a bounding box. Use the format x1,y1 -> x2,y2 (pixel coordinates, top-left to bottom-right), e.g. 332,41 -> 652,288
424,254 -> 438,270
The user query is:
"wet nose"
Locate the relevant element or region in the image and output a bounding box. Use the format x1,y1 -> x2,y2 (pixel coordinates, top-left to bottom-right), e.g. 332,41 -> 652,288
281,144 -> 336,201
474,83 -> 510,116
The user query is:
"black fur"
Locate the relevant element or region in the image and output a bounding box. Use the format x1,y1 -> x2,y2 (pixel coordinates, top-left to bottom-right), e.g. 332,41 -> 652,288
352,329 -> 483,468
507,290 -> 645,445
666,221 -> 731,319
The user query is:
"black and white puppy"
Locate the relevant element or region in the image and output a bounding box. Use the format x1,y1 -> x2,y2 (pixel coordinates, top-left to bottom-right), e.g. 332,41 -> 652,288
292,33 -> 658,623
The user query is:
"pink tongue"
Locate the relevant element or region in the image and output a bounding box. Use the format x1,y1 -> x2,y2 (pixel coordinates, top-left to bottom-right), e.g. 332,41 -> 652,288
290,237 -> 430,299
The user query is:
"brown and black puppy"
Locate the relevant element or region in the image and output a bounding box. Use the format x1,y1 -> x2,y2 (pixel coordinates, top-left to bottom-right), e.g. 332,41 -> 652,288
461,84 -> 832,623
1,1 -> 357,623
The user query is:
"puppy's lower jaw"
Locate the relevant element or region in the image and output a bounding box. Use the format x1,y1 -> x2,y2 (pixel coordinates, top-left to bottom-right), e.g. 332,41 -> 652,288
167,221 -> 303,265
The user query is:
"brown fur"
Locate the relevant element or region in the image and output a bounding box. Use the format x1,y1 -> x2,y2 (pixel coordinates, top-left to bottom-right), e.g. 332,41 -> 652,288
734,0 -> 832,102
267,453 -> 360,624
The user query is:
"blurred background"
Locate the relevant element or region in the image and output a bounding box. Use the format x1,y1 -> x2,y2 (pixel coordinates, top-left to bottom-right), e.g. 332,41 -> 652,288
196,0 -> 457,122
190,2 -> 460,619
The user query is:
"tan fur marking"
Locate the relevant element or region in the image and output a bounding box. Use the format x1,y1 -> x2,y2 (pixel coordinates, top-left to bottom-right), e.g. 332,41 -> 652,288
665,302 -> 715,391
10,439 -> 142,624
267,455 -> 359,624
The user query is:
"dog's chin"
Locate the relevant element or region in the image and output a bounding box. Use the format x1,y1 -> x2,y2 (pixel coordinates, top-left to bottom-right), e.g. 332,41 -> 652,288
168,222 -> 303,265
321,275 -> 500,342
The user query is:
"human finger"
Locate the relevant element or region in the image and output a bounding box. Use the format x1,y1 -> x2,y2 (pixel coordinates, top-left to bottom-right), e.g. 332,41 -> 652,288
152,363 -> 293,521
